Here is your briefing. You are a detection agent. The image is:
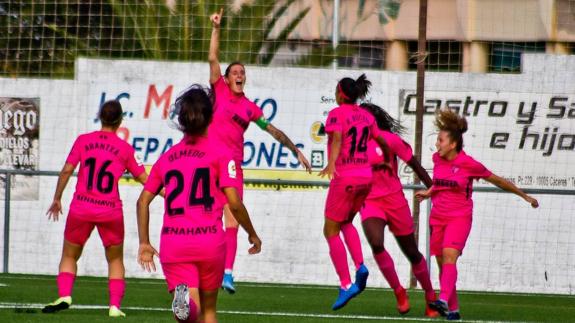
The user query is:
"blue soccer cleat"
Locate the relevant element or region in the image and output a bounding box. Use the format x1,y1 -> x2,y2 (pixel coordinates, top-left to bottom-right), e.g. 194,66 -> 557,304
447,311 -> 461,321
332,283 -> 360,310
355,264 -> 369,292
428,299 -> 449,317
221,273 -> 236,294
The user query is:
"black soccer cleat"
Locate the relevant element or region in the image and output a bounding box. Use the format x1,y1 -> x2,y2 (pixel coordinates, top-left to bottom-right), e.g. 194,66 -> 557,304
42,296 -> 71,313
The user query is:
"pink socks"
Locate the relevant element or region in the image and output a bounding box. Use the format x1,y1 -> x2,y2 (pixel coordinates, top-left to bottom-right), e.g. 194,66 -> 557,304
224,227 -> 239,271
57,272 -> 76,297
340,223 -> 364,270
326,235 -> 352,288
374,250 -> 401,291
439,263 -> 457,302
108,278 -> 126,308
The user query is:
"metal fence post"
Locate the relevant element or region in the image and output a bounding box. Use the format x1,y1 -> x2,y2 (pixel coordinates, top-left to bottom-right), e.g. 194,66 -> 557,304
3,172 -> 11,273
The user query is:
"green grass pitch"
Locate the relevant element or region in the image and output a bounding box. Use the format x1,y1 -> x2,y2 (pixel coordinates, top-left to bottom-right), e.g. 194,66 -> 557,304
0,274 -> 573,322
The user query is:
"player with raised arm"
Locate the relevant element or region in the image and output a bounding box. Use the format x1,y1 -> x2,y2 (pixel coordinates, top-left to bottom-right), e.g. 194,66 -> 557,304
359,103 -> 439,317
136,85 -> 262,323
416,108 -> 539,320
319,74 -> 391,310
42,100 -> 148,317
208,8 -> 311,294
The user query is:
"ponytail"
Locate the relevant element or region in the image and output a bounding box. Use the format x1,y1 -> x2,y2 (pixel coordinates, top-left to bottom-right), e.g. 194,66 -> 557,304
337,73 -> 372,103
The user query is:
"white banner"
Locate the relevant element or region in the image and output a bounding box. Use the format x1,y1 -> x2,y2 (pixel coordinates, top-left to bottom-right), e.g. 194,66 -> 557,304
0,97 -> 40,200
1,55 -> 573,294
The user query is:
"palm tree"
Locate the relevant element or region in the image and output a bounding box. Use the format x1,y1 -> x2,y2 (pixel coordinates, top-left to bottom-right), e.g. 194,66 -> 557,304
0,0 -> 310,77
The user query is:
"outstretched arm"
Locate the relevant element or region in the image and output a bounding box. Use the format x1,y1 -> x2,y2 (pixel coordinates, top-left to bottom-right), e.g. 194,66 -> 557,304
485,174 -> 539,208
46,163 -> 75,221
264,123 -> 311,173
209,8 -> 223,84
407,157 -> 432,188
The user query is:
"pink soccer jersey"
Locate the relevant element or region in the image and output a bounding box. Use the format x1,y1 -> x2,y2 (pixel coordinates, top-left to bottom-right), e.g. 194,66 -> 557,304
430,150 -> 492,218
66,130 -> 145,217
144,136 -> 239,264
208,76 -> 263,163
324,103 -> 381,178
367,131 -> 414,198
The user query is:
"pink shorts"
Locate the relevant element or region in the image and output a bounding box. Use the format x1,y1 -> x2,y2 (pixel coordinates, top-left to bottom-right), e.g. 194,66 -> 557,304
161,255 -> 225,292
324,177 -> 372,223
64,211 -> 124,247
429,214 -> 472,256
361,191 -> 414,236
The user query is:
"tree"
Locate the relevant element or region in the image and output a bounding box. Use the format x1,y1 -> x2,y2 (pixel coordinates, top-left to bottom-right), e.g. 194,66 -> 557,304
0,0 -> 310,77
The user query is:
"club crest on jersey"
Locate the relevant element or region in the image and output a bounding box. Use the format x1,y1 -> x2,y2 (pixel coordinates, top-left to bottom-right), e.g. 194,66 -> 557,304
228,160 -> 237,179
452,166 -> 460,173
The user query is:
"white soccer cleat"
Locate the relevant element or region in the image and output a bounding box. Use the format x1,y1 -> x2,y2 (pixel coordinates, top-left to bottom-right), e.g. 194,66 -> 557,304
109,305 -> 126,317
172,284 -> 190,321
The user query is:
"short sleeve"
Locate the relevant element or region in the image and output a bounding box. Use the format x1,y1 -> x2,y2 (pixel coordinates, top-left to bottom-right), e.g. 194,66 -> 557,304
143,162 -> 163,195
324,109 -> 342,133
125,149 -> 146,178
218,154 -> 240,189
466,157 -> 492,179
65,137 -> 82,167
249,102 -> 263,122
386,132 -> 413,163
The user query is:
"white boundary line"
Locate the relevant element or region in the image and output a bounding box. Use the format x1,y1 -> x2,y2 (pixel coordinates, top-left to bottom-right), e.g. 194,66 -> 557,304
1,275 -> 573,299
0,302 -> 532,323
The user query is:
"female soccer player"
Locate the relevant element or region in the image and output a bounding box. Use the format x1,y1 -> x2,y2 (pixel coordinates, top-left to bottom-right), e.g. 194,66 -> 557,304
359,103 -> 438,317
43,100 -> 148,317
416,108 -> 539,320
208,8 -> 311,294
319,74 -> 391,310
136,85 -> 262,323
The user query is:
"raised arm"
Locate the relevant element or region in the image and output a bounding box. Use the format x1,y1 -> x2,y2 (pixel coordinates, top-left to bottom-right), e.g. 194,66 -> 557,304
407,157 -> 432,188
209,8 -> 223,84
264,123 -> 311,173
485,174 -> 539,208
46,163 -> 76,221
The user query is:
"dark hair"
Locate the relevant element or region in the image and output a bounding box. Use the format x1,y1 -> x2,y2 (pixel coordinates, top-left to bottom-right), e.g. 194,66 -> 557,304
99,100 -> 123,127
435,108 -> 468,152
337,73 -> 371,103
360,103 -> 406,135
224,61 -> 245,77
173,84 -> 214,138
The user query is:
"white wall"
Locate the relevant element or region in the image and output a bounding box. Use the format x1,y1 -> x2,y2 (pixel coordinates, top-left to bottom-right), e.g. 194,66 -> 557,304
1,54 -> 574,294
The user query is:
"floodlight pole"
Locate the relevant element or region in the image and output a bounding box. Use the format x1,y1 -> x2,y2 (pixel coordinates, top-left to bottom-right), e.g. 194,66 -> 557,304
411,0 -> 428,287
